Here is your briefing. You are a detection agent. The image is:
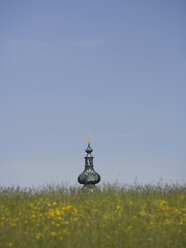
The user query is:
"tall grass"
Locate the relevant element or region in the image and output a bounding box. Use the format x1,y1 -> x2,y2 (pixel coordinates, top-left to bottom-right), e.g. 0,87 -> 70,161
0,183 -> 185,248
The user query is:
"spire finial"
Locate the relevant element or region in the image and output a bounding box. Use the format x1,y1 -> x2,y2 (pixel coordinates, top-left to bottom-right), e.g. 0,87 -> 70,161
87,133 -> 90,144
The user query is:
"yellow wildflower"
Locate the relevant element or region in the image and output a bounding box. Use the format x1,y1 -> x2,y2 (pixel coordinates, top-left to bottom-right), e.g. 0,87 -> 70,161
36,233 -> 43,239
139,210 -> 146,216
51,231 -> 57,236
56,209 -> 61,216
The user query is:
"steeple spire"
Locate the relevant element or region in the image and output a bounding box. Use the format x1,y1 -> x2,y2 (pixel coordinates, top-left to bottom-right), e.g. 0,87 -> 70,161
77,136 -> 101,190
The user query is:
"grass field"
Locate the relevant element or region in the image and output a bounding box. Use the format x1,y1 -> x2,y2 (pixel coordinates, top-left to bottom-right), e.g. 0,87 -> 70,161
0,184 -> 185,248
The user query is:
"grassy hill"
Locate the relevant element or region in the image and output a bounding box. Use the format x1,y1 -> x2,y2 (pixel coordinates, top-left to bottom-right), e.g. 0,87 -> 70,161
0,184 -> 185,248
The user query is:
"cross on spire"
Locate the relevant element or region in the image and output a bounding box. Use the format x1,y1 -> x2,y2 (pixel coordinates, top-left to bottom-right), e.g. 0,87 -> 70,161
87,133 -> 90,144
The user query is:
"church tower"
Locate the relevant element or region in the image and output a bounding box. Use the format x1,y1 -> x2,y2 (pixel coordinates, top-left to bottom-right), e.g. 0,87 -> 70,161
78,135 -> 101,190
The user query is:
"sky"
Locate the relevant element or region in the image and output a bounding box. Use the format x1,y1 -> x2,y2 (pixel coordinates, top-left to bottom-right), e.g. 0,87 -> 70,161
0,0 -> 185,187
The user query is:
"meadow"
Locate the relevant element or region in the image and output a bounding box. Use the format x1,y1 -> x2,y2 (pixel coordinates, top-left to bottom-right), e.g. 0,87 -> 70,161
0,183 -> 185,248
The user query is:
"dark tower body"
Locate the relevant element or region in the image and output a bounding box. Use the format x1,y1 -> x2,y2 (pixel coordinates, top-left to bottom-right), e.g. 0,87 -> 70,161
78,142 -> 101,190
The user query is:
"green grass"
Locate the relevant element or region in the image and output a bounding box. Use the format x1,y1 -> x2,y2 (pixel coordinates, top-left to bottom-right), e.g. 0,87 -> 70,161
0,183 -> 185,248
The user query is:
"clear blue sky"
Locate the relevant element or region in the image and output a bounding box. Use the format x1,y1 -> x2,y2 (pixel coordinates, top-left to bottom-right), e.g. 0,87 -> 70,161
0,0 -> 185,187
